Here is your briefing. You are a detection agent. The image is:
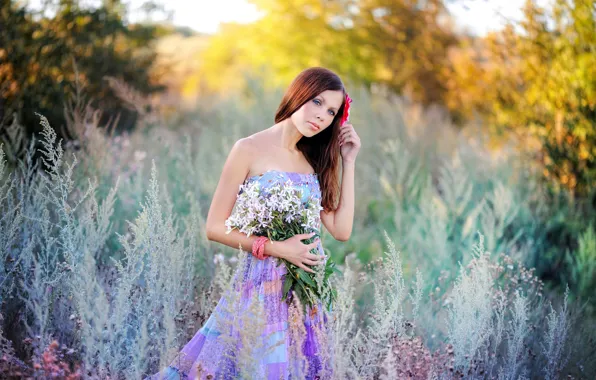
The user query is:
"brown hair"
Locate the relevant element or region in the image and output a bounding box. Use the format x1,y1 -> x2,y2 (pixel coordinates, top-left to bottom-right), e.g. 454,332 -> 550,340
274,67 -> 348,212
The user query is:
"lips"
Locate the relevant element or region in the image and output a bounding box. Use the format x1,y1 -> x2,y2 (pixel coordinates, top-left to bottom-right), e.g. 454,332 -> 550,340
308,121 -> 320,130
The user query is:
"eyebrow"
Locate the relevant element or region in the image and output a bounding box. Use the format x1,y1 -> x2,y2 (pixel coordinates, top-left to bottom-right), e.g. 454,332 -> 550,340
318,95 -> 339,111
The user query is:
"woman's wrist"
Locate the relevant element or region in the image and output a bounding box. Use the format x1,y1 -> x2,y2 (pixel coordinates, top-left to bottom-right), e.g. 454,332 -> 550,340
263,239 -> 281,259
342,159 -> 356,167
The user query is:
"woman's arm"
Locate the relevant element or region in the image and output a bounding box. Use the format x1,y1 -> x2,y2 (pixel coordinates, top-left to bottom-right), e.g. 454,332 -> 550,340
320,121 -> 360,242
205,138 -> 277,256
320,160 -> 355,242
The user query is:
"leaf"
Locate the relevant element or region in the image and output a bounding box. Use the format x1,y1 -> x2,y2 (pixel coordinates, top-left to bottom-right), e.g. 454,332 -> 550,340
327,289 -> 338,311
294,284 -> 303,303
282,277 -> 293,300
297,268 -> 316,287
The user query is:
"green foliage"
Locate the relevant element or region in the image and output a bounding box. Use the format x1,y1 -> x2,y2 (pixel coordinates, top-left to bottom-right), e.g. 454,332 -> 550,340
0,115 -> 203,376
565,224 -> 596,306
198,0 -> 456,107
446,0 -> 596,199
1,75 -> 594,377
0,0 -> 164,138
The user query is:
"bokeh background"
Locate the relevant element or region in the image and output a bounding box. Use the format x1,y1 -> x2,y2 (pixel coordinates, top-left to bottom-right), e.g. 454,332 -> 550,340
1,0 -> 595,378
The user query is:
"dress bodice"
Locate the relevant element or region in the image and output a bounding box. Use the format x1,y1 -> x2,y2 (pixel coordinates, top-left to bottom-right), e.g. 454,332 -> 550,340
242,169 -> 321,205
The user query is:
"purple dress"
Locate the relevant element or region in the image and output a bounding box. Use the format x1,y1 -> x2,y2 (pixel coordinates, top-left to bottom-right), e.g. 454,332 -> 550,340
146,170 -> 333,379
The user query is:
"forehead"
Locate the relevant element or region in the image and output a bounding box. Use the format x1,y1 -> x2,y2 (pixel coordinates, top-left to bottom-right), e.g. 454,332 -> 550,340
316,90 -> 344,108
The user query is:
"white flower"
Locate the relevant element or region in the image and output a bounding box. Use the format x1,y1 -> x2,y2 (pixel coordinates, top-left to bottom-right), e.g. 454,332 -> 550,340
225,180 -> 321,238
133,150 -> 147,161
213,253 -> 225,265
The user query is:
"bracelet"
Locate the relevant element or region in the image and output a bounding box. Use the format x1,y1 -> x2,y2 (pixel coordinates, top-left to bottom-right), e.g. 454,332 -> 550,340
252,237 -> 269,260
252,236 -> 270,260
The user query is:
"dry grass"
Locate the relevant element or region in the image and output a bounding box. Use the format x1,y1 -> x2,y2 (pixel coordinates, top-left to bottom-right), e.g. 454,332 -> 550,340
0,79 -> 592,378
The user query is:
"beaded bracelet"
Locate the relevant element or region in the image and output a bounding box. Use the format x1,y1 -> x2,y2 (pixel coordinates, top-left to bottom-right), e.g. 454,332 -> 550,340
252,236 -> 270,260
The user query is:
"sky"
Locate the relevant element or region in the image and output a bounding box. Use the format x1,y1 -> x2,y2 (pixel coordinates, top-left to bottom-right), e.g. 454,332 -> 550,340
24,0 -> 551,37
137,0 -> 536,36
155,0 -> 262,34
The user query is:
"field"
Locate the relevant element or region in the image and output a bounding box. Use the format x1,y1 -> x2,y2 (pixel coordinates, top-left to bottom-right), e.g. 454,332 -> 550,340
2,0 -> 596,377
1,82 -> 594,378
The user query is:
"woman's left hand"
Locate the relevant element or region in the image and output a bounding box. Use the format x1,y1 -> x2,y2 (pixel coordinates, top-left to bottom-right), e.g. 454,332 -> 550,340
339,123 -> 361,163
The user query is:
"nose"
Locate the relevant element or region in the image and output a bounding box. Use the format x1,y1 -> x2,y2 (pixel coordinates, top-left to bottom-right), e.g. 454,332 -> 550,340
316,113 -> 323,121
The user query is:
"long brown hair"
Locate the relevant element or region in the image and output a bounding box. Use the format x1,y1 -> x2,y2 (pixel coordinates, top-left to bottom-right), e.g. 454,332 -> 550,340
274,67 -> 348,212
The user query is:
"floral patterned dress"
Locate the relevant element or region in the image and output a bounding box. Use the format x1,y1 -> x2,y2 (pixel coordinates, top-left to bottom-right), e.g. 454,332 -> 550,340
146,170 -> 332,379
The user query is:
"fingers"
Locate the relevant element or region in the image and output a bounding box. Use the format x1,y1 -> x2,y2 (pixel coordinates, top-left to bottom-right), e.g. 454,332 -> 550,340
340,125 -> 354,136
339,128 -> 358,146
296,232 -> 316,239
303,259 -> 321,266
339,129 -> 351,140
307,253 -> 325,263
340,130 -> 361,147
340,136 -> 353,147
298,263 -> 315,274
306,239 -> 320,250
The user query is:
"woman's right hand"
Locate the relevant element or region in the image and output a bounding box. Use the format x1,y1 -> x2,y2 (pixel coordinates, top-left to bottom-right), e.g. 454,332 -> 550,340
272,233 -> 324,273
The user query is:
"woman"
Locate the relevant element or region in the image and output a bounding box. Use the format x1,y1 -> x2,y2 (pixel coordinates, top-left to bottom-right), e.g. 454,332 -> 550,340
148,67 -> 360,379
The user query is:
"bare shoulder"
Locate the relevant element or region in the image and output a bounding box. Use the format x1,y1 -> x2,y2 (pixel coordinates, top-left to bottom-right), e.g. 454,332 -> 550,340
217,137 -> 256,184
243,129 -> 273,151
227,131 -> 275,177
232,136 -> 257,157
242,129 -> 278,171
233,132 -> 273,161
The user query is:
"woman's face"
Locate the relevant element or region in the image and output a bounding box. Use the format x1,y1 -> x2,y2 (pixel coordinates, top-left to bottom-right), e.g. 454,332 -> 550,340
291,90 -> 345,137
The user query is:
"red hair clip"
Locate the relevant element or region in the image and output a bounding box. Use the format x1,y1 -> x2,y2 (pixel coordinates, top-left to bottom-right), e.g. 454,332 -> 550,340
339,93 -> 352,127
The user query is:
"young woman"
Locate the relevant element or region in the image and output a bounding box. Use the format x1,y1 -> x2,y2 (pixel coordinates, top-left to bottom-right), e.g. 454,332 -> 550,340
148,67 -> 361,379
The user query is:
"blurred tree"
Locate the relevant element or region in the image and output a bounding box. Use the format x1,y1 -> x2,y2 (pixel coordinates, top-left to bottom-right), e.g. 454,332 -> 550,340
445,0 -> 595,199
355,0 -> 457,105
195,0 -> 364,94
0,0 -> 165,139
197,0 -> 457,107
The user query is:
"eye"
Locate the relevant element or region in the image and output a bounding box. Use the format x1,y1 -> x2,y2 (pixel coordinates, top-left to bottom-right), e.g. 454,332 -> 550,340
314,98 -> 335,116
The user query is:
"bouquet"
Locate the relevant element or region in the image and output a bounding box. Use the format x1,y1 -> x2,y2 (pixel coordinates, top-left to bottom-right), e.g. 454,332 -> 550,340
225,178 -> 340,313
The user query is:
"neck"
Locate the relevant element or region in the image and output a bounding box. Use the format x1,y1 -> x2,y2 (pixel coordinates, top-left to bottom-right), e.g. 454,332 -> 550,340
274,119 -> 304,152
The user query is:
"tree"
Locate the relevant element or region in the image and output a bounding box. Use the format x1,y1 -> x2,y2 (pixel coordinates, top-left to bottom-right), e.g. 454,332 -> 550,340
0,0 -> 164,139
444,0 -> 595,199
196,0 -> 457,107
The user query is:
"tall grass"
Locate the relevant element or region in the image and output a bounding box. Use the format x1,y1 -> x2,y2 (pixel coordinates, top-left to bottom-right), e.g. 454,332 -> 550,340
0,79 -> 593,378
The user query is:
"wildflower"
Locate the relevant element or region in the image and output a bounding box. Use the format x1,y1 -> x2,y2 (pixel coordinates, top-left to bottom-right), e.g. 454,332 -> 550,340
225,180 -> 339,311
213,253 -> 225,265
133,150 -> 147,161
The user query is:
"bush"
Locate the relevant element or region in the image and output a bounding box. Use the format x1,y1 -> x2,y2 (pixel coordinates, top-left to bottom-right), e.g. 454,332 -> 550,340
0,81 -> 594,378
